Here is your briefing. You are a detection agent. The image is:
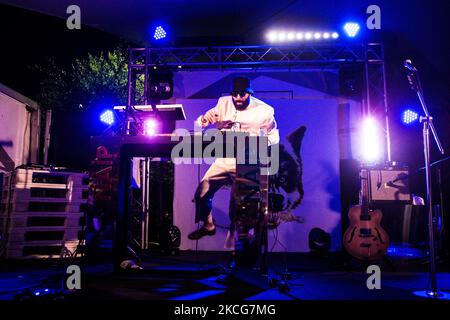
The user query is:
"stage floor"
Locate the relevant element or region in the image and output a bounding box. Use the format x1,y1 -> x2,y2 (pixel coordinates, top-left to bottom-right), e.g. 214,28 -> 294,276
1,250 -> 450,301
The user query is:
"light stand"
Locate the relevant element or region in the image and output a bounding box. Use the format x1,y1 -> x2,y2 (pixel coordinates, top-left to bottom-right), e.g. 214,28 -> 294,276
405,60 -> 446,299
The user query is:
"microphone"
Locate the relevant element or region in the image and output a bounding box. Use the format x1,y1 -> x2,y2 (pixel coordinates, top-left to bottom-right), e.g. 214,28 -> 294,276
403,59 -> 417,72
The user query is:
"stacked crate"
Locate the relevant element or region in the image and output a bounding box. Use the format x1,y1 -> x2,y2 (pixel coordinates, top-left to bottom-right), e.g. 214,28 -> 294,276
0,167 -> 88,259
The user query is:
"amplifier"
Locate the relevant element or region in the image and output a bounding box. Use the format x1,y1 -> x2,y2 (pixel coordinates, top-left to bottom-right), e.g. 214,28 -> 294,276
365,166 -> 411,203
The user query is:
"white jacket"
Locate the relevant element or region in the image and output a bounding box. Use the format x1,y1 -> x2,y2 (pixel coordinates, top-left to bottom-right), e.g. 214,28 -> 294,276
195,95 -> 279,145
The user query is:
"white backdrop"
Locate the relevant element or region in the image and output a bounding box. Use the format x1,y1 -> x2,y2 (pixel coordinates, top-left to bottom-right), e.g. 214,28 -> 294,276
171,70 -> 361,252
0,91 -> 31,173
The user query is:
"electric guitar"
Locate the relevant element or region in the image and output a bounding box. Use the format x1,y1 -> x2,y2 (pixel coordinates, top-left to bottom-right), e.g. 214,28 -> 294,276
343,168 -> 390,260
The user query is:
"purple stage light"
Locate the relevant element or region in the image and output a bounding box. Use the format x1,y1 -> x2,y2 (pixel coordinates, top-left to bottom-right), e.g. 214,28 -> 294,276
144,118 -> 158,136
360,117 -> 382,163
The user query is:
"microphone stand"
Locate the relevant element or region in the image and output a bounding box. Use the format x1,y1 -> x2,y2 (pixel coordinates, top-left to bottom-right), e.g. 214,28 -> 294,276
405,61 -> 445,298
384,156 -> 450,185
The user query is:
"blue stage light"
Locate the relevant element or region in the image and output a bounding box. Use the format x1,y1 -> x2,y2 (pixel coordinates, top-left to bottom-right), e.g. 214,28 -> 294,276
100,110 -> 115,125
413,290 -> 450,300
402,109 -> 419,124
343,22 -> 360,38
153,26 -> 167,40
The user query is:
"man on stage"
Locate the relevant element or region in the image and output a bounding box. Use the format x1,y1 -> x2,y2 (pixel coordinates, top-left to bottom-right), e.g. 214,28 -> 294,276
188,76 -> 279,245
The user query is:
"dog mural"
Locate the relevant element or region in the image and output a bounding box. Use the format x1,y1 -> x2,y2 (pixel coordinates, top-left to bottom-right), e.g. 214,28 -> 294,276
268,126 -> 306,228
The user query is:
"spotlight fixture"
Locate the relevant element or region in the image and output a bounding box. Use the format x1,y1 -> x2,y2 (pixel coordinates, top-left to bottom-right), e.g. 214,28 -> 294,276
100,110 -> 115,125
360,117 -> 382,163
266,29 -> 340,43
153,26 -> 167,40
343,22 -> 360,38
148,66 -> 174,100
144,118 -> 158,136
402,109 -> 419,124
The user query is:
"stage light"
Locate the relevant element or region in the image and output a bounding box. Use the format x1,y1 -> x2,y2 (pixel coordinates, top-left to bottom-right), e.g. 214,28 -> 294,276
360,117 -> 382,163
413,290 -> 450,300
100,110 -> 115,125
267,31 -> 277,42
144,119 -> 158,136
278,32 -> 286,41
153,26 -> 167,40
402,109 -> 419,124
343,22 -> 360,38
266,29 -> 340,42
148,66 -> 174,100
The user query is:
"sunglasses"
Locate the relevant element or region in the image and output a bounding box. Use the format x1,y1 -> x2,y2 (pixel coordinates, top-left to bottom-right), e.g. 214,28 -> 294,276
232,91 -> 248,97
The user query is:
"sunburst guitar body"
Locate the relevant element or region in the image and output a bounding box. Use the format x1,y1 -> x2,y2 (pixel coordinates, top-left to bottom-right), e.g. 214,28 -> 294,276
343,168 -> 390,260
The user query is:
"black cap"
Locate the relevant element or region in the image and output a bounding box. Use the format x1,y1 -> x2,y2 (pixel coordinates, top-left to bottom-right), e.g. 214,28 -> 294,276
232,76 -> 254,94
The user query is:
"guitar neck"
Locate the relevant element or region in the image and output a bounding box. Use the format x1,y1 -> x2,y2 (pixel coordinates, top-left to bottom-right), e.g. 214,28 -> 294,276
360,169 -> 371,219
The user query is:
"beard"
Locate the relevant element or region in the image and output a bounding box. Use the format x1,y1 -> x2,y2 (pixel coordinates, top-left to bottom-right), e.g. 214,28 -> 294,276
233,96 -> 250,110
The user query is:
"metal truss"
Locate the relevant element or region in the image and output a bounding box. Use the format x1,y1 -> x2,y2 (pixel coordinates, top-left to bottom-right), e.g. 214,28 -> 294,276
127,42 -> 390,160
129,44 -> 369,69
127,43 -> 373,105
124,43 -> 391,254
364,43 -> 391,161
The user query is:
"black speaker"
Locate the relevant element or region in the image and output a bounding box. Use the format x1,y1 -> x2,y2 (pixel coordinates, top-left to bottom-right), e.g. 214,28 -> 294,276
148,67 -> 174,101
373,203 -> 427,247
339,64 -> 364,99
340,159 -> 360,232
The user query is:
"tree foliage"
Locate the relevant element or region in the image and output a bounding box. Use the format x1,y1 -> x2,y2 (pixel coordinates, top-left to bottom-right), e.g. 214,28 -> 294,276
34,47 -> 129,111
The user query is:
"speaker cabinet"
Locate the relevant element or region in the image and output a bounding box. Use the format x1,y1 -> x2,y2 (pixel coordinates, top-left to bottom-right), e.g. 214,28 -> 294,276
367,167 -> 411,203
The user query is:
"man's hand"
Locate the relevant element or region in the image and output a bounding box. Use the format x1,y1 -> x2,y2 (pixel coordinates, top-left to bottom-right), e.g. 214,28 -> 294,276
200,112 -> 218,127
